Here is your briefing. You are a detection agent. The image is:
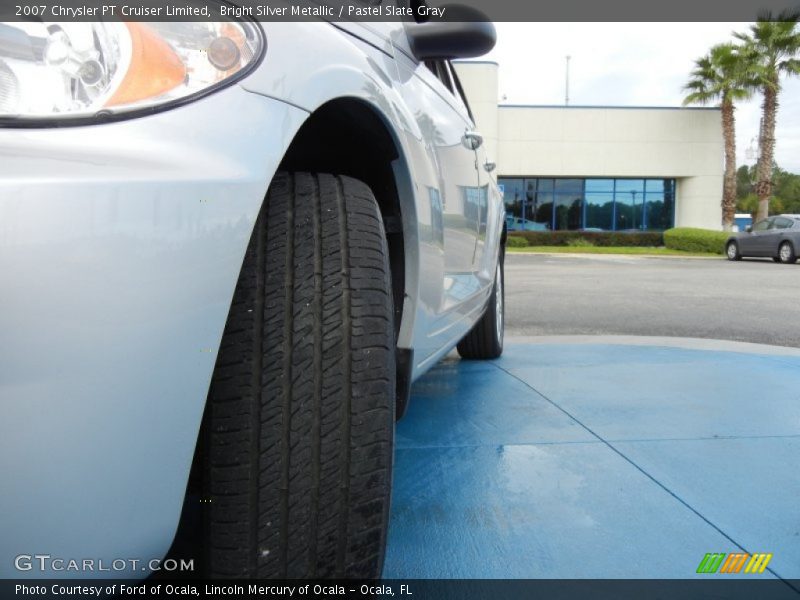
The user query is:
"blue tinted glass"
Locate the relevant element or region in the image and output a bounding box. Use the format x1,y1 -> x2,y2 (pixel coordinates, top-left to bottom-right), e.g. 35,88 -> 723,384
537,178 -> 554,193
615,190 -> 640,230
615,179 -> 645,195
665,179 -> 676,201
521,179 -> 539,228
499,178 -> 523,204
554,193 -> 583,230
554,179 -> 583,194
646,179 -> 676,230
585,179 -> 614,193
645,192 -> 664,230
525,179 -> 537,206
499,178 -> 525,223
532,191 -> 554,230
585,192 -> 614,230
645,179 -> 665,193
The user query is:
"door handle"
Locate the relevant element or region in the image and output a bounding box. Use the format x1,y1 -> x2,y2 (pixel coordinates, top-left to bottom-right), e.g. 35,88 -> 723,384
462,131 -> 483,150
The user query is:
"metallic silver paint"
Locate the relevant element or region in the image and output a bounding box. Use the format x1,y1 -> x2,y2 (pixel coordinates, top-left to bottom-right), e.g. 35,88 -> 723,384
0,21 -> 503,577
0,85 -> 308,577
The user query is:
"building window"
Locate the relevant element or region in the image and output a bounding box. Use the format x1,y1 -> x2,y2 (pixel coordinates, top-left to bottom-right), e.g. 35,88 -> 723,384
498,177 -> 675,232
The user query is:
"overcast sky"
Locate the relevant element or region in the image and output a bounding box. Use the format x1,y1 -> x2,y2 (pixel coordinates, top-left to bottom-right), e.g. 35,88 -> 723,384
470,23 -> 800,173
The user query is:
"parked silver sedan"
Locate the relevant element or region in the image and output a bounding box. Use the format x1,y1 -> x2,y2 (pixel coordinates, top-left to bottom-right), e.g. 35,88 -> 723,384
726,215 -> 800,263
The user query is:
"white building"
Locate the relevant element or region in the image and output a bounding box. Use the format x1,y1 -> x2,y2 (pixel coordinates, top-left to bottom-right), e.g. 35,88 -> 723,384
454,61 -> 724,232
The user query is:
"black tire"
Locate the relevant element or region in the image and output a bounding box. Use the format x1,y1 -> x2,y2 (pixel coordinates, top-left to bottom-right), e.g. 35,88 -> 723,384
778,241 -> 797,264
457,258 -> 504,359
203,172 -> 395,578
726,241 -> 742,261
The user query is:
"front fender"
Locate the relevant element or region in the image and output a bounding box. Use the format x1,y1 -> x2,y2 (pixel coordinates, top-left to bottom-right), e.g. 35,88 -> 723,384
0,86 -> 308,578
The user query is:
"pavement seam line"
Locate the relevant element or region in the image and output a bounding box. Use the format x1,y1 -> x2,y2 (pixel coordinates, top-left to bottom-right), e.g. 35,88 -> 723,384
490,361 -> 797,589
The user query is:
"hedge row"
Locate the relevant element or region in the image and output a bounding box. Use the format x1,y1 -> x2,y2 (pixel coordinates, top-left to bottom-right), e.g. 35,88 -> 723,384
663,228 -> 728,254
507,231 -> 664,247
506,233 -> 527,247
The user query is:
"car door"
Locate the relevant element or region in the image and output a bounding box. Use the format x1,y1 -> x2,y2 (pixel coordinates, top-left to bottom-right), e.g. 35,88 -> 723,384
447,61 -> 503,283
787,219 -> 800,252
771,217 -> 795,256
391,55 -> 482,293
742,217 -> 773,255
388,46 -> 485,367
759,217 -> 786,256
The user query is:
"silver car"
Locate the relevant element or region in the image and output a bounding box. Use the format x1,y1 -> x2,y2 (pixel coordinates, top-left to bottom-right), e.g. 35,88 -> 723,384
0,13 -> 503,579
726,215 -> 800,264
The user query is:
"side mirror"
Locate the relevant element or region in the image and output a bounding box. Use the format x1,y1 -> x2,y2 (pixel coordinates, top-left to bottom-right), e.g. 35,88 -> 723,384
745,225 -> 753,233
405,5 -> 496,60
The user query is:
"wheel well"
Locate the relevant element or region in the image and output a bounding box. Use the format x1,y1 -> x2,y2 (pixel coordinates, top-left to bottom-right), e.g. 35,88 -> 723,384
279,98 -> 406,337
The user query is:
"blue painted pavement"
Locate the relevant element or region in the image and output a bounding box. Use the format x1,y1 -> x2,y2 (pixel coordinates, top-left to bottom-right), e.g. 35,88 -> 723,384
383,340 -> 800,581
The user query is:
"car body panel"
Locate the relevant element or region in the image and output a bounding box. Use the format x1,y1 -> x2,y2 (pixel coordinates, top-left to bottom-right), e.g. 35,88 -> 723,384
0,85 -> 311,577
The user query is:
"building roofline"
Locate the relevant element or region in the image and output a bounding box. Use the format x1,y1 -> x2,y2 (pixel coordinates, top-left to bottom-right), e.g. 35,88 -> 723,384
499,104 -> 720,111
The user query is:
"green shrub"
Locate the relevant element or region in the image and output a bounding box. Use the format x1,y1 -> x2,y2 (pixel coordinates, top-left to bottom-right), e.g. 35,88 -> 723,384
511,230 -> 664,247
566,237 -> 595,247
663,228 -> 728,254
506,235 -> 528,248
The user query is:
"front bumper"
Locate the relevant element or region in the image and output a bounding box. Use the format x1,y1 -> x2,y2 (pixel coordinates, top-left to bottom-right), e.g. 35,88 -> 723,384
0,85 -> 308,578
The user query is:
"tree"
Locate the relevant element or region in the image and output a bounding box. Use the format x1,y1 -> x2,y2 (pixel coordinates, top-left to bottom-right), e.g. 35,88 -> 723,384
773,166 -> 800,213
683,43 -> 753,231
737,163 -> 800,215
735,12 -> 800,221
735,164 -> 756,200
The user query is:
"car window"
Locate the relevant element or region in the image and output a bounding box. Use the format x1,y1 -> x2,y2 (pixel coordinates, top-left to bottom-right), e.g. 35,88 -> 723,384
753,219 -> 772,231
775,217 -> 793,229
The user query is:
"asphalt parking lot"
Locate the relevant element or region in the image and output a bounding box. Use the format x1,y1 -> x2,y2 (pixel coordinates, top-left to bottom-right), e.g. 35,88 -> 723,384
504,253 -> 800,347
384,254 -> 800,583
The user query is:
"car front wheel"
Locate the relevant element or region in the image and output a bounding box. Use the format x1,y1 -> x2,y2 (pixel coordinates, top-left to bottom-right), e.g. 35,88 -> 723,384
202,172 -> 395,578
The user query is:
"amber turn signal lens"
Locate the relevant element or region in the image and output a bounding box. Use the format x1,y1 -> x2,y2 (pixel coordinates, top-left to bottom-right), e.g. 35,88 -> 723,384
107,23 -> 186,107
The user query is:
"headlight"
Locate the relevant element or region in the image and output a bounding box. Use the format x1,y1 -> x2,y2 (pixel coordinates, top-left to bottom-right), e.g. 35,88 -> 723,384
0,16 -> 264,124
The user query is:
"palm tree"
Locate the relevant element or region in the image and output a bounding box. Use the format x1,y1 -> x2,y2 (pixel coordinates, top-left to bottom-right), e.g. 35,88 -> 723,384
683,43 -> 753,231
735,12 -> 800,221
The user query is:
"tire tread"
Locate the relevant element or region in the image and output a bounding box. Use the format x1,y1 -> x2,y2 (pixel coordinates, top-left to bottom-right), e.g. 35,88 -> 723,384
204,172 -> 394,578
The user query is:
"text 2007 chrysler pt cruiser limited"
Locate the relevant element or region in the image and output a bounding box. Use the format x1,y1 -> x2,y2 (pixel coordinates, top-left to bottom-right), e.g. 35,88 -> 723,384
0,7 -> 504,579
